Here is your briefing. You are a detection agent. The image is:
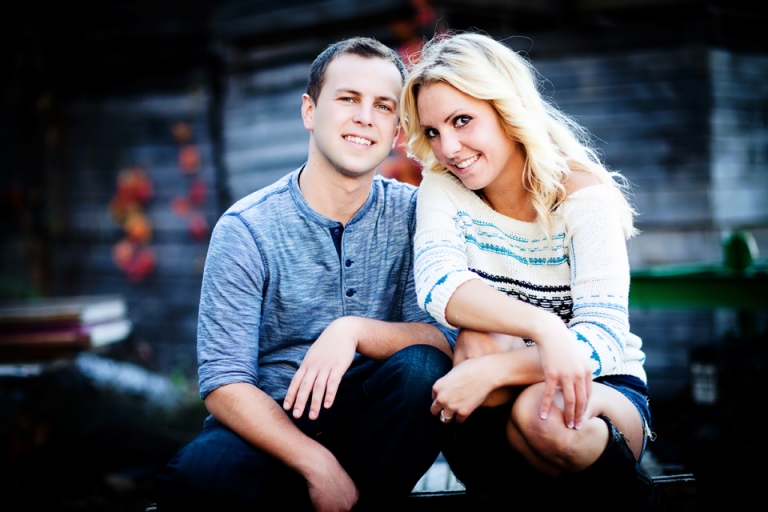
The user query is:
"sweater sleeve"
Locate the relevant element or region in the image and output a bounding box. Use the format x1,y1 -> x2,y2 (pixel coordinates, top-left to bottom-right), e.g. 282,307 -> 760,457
561,186 -> 636,377
414,172 -> 483,328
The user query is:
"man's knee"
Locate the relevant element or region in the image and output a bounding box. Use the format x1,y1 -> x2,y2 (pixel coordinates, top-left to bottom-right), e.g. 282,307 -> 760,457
363,345 -> 450,412
156,423 -> 297,509
386,344 -> 452,387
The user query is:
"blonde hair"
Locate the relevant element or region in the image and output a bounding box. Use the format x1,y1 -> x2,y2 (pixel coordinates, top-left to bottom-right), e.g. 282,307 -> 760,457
401,32 -> 637,238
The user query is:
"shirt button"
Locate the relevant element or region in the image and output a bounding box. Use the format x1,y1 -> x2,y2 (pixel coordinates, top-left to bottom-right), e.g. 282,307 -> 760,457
345,259 -> 352,267
346,289 -> 355,297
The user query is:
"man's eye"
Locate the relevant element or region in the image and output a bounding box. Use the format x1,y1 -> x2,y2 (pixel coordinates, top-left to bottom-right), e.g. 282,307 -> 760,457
377,104 -> 393,111
424,128 -> 438,139
455,116 -> 471,128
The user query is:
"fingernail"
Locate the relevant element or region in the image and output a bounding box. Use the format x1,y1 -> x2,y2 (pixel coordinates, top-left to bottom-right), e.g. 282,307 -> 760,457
568,421 -> 574,429
540,412 -> 547,420
575,422 -> 582,430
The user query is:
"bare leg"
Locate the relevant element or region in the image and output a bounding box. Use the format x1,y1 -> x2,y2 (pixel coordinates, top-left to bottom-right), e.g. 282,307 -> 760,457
508,381 -> 644,472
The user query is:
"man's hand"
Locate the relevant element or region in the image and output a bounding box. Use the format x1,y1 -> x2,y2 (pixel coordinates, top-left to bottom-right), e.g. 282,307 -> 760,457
304,450 -> 359,512
283,317 -> 359,420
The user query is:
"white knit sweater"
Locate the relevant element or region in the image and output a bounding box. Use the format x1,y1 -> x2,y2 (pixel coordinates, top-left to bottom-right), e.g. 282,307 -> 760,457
414,171 -> 646,382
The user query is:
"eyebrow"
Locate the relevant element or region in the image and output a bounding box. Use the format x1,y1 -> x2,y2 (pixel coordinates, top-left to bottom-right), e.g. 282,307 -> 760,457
442,110 -> 461,124
420,109 -> 462,129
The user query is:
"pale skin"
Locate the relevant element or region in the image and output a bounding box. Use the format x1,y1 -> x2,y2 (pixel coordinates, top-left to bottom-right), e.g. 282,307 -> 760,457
417,81 -> 644,475
205,55 -> 450,512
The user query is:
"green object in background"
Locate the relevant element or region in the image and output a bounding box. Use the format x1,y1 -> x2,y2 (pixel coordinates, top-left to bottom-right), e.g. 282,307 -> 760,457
629,231 -> 767,311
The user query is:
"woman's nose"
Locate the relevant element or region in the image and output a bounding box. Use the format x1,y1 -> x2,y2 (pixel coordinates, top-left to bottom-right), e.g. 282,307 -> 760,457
440,132 -> 462,158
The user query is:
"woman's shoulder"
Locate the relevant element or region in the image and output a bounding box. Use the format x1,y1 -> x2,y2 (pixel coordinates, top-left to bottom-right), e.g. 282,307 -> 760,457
563,170 -> 602,197
419,171 -> 477,202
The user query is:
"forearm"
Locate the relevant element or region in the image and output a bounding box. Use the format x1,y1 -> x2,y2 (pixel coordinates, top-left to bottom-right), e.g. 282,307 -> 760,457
445,280 -> 566,345
331,316 -> 452,359
481,347 -> 545,388
205,382 -> 333,479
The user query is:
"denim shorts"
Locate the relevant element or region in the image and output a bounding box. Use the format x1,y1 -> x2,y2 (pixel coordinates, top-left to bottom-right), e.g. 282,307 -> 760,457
594,374 -> 653,455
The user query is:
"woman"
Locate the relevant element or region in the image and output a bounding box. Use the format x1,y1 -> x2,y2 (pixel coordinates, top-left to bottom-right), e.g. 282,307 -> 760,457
401,33 -> 656,508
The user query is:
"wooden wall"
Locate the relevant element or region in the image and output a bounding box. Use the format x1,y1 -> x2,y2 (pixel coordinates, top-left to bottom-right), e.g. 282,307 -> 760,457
710,50 -> 768,227
223,63 -> 310,201
49,87 -> 220,379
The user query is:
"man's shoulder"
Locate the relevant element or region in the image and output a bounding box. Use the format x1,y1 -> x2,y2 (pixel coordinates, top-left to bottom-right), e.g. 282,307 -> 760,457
224,171 -> 296,218
373,174 -> 419,205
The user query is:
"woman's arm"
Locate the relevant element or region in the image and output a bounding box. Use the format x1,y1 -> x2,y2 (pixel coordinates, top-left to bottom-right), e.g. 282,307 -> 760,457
444,279 -> 593,428
414,173 -> 593,428
431,345 -> 545,423
560,186 -> 636,378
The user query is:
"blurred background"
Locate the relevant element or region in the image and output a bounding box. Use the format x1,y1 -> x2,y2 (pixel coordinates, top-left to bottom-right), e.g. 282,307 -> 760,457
1,1 -> 766,510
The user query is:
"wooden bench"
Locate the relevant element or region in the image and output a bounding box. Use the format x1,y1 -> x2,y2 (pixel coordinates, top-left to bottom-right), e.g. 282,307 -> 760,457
404,473 -> 697,511
145,473 -> 696,511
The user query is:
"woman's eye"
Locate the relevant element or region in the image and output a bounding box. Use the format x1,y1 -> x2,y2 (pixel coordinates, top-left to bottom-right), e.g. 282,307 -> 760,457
455,115 -> 471,128
424,128 -> 438,139
376,104 -> 392,111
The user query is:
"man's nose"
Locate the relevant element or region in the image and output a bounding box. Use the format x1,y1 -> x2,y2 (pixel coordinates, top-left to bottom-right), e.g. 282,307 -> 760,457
353,104 -> 374,126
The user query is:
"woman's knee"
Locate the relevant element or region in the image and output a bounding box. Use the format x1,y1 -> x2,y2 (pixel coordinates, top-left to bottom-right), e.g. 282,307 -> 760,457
509,384 -> 604,471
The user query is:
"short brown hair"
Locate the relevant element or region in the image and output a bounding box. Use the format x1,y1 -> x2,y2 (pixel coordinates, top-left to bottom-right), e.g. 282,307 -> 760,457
307,37 -> 407,102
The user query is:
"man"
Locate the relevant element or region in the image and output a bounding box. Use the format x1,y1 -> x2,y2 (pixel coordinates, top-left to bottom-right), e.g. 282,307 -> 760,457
154,37 -> 455,511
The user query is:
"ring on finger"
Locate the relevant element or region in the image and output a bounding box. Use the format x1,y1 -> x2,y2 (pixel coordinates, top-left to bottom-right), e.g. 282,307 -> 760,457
440,410 -> 453,423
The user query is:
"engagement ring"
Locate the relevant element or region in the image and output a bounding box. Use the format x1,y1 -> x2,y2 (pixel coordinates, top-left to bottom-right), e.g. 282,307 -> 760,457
440,410 -> 453,423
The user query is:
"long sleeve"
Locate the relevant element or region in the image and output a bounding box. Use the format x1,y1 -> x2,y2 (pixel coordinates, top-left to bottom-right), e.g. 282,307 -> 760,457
404,189 -> 459,347
197,213 -> 266,398
413,172 -> 483,328
560,187 -> 646,379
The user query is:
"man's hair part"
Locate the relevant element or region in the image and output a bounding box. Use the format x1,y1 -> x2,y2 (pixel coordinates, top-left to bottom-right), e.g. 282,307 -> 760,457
307,37 -> 407,102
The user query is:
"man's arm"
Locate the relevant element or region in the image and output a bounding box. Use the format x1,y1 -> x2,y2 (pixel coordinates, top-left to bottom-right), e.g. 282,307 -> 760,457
283,316 -> 451,421
205,382 -> 359,511
199,213 -> 359,511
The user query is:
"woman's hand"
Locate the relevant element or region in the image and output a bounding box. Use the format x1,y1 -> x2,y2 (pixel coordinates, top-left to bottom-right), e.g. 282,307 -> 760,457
431,356 -> 498,423
535,318 -> 593,430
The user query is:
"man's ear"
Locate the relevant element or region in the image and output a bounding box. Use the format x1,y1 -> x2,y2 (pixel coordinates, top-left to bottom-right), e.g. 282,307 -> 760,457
392,123 -> 401,150
301,93 -> 315,131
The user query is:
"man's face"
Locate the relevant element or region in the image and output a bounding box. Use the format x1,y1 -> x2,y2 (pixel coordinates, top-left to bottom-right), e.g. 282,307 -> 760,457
302,54 -> 402,178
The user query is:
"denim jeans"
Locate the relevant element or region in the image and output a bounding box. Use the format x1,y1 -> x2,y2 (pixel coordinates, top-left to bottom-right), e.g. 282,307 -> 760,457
154,344 -> 452,511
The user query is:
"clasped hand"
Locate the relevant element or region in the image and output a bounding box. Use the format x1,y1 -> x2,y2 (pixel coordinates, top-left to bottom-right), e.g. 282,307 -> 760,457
283,318 -> 358,420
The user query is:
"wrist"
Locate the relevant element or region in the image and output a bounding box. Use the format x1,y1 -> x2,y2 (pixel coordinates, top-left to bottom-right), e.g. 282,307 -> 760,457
329,316 -> 363,349
527,310 -> 567,347
294,442 -> 336,480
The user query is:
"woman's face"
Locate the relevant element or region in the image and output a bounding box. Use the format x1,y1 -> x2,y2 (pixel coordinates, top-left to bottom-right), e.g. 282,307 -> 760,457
416,82 -> 524,193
